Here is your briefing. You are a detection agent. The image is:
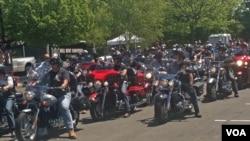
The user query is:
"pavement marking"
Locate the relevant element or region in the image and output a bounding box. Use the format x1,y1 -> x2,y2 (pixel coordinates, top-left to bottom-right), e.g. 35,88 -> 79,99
214,119 -> 227,122
230,120 -> 250,122
245,103 -> 250,105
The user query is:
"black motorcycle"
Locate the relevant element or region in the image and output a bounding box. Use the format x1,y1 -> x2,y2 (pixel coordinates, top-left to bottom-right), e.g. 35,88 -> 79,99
15,85 -> 80,141
154,73 -> 193,124
0,90 -> 24,136
206,61 -> 232,101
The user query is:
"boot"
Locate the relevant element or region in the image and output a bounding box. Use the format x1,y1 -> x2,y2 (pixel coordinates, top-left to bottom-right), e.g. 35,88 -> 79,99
69,129 -> 77,139
234,93 -> 239,97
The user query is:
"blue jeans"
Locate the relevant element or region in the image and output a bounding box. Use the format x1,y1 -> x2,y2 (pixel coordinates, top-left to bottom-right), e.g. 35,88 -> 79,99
38,92 -> 74,129
57,92 -> 74,129
0,98 -> 15,130
182,85 -> 200,114
77,84 -> 84,97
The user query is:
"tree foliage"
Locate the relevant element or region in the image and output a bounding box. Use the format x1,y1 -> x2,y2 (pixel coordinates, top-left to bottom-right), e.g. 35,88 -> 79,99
0,0 -> 248,49
164,0 -> 241,43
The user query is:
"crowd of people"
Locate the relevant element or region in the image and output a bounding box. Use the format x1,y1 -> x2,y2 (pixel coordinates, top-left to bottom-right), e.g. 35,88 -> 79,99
0,37 -> 249,140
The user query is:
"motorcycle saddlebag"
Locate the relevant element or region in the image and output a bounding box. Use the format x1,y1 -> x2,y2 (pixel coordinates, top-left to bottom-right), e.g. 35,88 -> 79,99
71,96 -> 90,111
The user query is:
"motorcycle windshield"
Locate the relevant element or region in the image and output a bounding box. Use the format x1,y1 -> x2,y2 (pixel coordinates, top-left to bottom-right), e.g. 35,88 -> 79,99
147,60 -> 161,70
157,73 -> 176,80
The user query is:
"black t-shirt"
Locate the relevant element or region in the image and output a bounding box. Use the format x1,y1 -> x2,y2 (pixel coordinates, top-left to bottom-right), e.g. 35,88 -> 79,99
202,51 -> 212,57
49,67 -> 70,87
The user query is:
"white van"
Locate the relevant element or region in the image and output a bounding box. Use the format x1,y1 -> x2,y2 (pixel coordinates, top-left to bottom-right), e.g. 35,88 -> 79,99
208,33 -> 232,47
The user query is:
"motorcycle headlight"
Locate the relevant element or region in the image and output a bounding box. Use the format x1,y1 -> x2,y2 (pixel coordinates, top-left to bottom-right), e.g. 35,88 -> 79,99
104,81 -> 109,87
159,79 -> 168,87
94,80 -> 102,88
169,80 -> 174,87
88,82 -> 93,87
24,91 -> 35,101
236,60 -> 243,66
210,67 -> 217,73
145,73 -> 152,79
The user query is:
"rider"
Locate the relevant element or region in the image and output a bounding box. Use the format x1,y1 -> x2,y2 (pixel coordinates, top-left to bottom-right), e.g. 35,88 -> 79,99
167,50 -> 202,118
38,56 -> 77,139
113,54 -> 131,118
0,65 -> 16,137
167,48 -> 185,74
215,44 -> 239,97
35,53 -> 51,80
66,57 -> 83,93
202,43 -> 214,58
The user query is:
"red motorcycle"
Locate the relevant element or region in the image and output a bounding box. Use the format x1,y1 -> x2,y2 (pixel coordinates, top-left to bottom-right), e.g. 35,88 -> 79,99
87,63 -> 150,121
234,54 -> 250,89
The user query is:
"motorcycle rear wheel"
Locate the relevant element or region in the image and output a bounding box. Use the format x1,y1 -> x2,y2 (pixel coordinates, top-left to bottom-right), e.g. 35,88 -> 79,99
90,102 -> 104,121
154,102 -> 169,124
15,112 -> 37,141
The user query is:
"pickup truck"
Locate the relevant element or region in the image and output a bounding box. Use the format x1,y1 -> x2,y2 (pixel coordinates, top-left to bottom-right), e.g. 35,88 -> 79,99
12,56 -> 36,73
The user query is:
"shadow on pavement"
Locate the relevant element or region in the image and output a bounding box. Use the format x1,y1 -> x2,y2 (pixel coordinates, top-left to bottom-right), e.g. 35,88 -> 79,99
81,109 -> 143,124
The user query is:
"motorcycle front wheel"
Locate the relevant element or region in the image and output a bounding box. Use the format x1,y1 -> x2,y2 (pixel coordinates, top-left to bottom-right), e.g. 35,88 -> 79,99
206,83 -> 217,101
15,112 -> 37,141
154,101 -> 169,124
90,102 -> 104,121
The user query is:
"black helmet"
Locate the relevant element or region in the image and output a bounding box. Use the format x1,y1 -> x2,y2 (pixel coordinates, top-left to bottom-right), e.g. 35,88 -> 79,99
185,44 -> 193,52
49,56 -> 62,65
0,65 -> 6,75
218,44 -> 227,51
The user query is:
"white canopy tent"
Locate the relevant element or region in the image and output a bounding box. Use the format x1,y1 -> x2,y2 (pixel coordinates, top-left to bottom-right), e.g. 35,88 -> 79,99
107,33 -> 142,46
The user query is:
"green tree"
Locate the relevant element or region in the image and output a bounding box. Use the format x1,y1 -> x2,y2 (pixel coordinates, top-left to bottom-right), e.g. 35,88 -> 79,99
164,0 -> 241,43
84,0 -> 111,49
235,0 -> 250,40
107,0 -> 166,48
3,0 -> 93,47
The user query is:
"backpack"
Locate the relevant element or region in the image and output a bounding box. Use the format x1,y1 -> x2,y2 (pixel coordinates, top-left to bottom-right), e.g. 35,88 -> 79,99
126,67 -> 137,85
68,71 -> 78,93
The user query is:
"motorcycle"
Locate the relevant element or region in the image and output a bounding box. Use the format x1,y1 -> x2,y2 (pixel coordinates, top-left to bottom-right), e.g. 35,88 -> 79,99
15,84 -> 80,141
154,72 -> 193,124
88,62 -> 150,121
192,63 -> 205,97
0,91 -> 25,135
233,54 -> 250,90
205,61 -> 232,101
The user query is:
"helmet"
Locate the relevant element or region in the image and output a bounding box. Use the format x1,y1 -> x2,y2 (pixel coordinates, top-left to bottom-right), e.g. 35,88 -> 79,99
150,46 -> 156,51
49,56 -> 62,65
205,43 -> 212,49
185,44 -> 193,52
218,44 -> 227,51
83,50 -> 88,54
0,65 -> 6,75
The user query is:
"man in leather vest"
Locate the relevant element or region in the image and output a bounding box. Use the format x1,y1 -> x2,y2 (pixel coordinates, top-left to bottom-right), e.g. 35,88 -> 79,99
0,65 -> 16,137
